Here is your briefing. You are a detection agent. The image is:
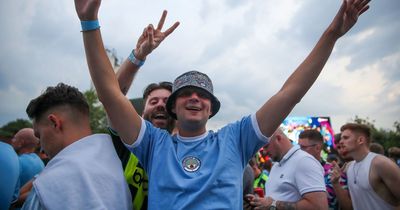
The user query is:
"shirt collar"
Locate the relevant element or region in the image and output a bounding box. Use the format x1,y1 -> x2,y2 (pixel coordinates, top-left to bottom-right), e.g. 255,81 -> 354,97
279,145 -> 300,166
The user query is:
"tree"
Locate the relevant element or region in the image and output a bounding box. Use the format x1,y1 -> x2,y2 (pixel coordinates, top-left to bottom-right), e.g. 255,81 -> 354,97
0,118 -> 32,139
351,116 -> 400,152
84,88 -> 108,134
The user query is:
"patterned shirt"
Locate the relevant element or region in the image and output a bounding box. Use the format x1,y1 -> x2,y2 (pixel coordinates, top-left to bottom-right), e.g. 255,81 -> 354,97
323,162 -> 348,210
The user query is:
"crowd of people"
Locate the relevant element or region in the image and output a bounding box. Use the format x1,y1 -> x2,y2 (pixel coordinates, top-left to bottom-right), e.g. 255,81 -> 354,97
1,0 -> 400,209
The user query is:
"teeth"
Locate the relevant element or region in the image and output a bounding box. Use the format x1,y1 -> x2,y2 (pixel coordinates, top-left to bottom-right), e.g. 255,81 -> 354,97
153,113 -> 167,119
186,106 -> 201,111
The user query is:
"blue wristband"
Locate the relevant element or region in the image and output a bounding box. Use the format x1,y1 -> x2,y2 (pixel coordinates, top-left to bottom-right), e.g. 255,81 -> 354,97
128,50 -> 145,67
80,20 -> 100,32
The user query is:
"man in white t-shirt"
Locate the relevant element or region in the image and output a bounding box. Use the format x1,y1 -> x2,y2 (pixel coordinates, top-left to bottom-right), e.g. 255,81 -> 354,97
21,83 -> 131,210
247,128 -> 327,209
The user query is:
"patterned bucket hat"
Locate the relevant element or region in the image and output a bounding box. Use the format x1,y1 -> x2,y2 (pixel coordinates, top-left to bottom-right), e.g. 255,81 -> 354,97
166,70 -> 220,119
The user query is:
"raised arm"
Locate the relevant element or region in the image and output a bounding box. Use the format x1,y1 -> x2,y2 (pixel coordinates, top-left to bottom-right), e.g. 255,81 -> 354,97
117,11 -> 179,95
256,0 -> 370,137
74,0 -> 140,144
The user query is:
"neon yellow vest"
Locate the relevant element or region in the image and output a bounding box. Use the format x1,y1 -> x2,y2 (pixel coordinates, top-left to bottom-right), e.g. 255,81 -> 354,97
124,153 -> 148,210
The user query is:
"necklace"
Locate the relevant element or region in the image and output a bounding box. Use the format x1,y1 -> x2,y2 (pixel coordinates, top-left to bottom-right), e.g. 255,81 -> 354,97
353,161 -> 362,184
353,153 -> 369,184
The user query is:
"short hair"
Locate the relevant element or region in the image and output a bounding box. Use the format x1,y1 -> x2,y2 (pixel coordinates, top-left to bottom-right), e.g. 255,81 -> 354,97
340,123 -> 371,143
299,129 -> 323,144
369,142 -> 385,155
388,147 -> 400,158
26,83 -> 89,121
143,81 -> 172,102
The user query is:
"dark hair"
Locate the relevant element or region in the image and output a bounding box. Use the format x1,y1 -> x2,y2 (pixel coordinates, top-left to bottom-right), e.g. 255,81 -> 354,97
26,83 -> 89,120
334,133 -> 341,144
142,81 -> 172,101
298,129 -> 323,144
340,123 -> 371,143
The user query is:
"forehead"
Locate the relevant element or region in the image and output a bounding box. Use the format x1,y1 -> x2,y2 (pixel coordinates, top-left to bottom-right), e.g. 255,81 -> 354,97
341,129 -> 353,137
146,89 -> 171,100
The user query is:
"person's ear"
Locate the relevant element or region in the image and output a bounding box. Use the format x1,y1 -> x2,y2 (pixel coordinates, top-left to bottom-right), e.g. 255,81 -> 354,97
359,135 -> 368,145
275,133 -> 282,142
48,114 -> 61,130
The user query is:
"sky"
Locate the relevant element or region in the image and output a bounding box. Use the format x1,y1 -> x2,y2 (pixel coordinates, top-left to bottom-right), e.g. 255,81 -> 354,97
0,0 -> 399,133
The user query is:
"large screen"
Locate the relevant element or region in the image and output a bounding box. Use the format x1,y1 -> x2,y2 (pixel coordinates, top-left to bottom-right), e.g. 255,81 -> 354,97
280,116 -> 336,149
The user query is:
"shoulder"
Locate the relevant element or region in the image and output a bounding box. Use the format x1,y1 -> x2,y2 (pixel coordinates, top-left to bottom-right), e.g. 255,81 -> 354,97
371,154 -> 399,174
219,115 -> 253,130
295,151 -> 323,172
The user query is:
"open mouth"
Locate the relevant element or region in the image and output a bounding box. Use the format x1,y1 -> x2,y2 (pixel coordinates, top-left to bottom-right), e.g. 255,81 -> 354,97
186,105 -> 201,111
152,112 -> 168,120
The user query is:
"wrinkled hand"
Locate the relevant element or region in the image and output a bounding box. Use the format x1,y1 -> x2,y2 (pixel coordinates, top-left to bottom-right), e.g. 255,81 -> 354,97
134,10 -> 180,60
245,194 -> 273,210
74,0 -> 100,21
330,161 -> 341,184
328,0 -> 370,38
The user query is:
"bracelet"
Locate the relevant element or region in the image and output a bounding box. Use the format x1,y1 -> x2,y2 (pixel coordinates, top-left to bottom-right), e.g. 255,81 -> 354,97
128,50 -> 145,67
80,20 -> 100,32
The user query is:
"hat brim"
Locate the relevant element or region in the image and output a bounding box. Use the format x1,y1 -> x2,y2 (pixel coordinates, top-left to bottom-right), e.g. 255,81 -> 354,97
166,86 -> 220,120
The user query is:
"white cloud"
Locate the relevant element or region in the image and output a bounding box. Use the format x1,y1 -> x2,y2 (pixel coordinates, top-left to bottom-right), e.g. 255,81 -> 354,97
0,0 -> 399,134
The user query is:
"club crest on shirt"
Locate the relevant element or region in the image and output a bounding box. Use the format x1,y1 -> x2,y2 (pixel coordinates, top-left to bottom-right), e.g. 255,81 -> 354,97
182,156 -> 201,172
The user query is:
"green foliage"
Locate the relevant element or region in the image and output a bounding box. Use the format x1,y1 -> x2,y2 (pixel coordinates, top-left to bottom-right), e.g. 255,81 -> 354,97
351,116 -> 400,151
0,118 -> 32,138
84,88 -> 108,134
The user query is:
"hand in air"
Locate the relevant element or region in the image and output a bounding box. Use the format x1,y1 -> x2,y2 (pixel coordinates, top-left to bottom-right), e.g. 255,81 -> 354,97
135,10 -> 180,60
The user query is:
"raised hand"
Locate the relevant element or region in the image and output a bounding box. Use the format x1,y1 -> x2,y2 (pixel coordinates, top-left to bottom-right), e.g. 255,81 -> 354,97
134,10 -> 180,60
74,0 -> 101,21
330,161 -> 341,184
327,0 -> 370,38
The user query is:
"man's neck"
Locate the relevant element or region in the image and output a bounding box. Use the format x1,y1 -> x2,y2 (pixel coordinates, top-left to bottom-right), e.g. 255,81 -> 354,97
279,144 -> 294,162
177,122 -> 207,137
352,147 -> 370,162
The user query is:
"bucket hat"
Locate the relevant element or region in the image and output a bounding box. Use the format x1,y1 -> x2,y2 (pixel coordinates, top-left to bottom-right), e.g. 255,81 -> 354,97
166,71 -> 220,119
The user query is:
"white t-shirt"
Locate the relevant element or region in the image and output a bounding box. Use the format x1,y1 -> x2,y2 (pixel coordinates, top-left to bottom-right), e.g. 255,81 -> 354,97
265,146 -> 325,202
23,134 -> 132,210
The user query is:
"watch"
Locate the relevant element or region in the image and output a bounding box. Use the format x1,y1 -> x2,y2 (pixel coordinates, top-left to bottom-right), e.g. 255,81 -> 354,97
269,200 -> 277,210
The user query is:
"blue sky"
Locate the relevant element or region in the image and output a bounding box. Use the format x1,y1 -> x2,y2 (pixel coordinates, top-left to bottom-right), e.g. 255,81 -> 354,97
0,0 -> 399,133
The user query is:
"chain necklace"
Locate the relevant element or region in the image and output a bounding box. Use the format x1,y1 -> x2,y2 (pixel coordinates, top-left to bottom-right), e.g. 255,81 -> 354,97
353,161 -> 362,184
353,153 -> 369,184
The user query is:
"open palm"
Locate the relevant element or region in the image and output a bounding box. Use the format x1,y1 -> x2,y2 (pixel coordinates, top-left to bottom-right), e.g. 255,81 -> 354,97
328,0 -> 370,38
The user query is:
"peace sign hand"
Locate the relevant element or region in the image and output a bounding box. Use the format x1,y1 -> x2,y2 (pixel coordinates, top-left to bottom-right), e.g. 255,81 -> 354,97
135,10 -> 180,60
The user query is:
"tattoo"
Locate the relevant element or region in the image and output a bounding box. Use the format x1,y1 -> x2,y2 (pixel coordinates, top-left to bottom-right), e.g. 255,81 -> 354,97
277,201 -> 297,210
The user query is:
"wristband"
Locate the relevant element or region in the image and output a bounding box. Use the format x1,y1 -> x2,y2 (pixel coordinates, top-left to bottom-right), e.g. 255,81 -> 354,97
80,20 -> 100,32
128,50 -> 145,67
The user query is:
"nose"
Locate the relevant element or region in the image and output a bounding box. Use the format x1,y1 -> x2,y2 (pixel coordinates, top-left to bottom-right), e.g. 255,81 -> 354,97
155,101 -> 166,110
188,92 -> 200,102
